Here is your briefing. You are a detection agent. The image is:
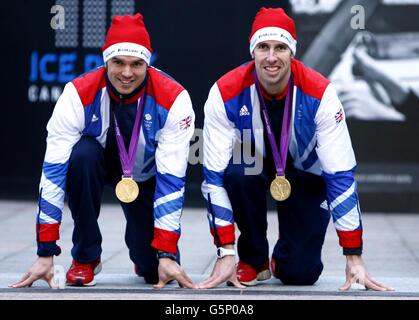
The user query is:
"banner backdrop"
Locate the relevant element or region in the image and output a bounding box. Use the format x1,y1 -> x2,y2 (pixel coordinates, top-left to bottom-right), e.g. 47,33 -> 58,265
296,0 -> 419,211
1,0 -> 418,211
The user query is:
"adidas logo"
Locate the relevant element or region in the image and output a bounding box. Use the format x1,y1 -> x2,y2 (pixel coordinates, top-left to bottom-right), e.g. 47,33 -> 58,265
91,114 -> 99,122
239,105 -> 250,116
320,200 -> 329,210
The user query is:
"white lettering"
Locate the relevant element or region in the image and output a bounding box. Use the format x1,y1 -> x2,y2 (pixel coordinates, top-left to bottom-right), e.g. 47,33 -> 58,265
166,304 -> 199,317
350,5 -> 365,30
50,5 -> 65,30
27,85 -> 63,103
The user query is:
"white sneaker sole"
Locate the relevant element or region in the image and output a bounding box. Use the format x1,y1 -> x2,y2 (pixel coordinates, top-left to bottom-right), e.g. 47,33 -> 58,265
239,269 -> 272,286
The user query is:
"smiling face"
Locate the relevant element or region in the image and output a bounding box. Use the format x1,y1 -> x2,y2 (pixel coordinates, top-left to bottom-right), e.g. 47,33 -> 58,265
106,55 -> 147,95
253,40 -> 292,96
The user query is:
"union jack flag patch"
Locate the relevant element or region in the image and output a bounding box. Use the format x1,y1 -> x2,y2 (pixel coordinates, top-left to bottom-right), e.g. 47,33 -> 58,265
179,115 -> 192,130
335,108 -> 344,124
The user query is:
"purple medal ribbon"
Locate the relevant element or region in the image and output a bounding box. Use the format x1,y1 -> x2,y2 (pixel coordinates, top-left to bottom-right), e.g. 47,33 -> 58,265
253,69 -> 294,177
113,85 -> 147,177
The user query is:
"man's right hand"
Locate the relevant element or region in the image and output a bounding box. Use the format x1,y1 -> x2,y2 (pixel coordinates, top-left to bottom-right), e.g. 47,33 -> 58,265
10,256 -> 58,289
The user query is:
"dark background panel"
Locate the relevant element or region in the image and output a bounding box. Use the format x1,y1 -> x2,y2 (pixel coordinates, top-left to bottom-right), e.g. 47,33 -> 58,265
1,0 -> 419,211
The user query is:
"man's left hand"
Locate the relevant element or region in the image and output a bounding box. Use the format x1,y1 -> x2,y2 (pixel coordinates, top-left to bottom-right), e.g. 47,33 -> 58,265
339,255 -> 394,291
198,255 -> 245,289
154,258 -> 198,289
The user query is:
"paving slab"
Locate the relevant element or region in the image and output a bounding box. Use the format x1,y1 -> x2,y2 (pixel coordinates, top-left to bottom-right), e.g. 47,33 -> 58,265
1,200 -> 418,300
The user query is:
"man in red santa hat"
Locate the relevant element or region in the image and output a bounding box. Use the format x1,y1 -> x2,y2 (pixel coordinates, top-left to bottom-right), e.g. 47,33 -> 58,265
199,7 -> 393,292
12,13 -> 196,289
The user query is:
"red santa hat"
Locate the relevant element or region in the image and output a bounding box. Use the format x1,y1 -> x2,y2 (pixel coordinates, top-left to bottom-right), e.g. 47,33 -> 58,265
249,7 -> 297,56
102,13 -> 152,65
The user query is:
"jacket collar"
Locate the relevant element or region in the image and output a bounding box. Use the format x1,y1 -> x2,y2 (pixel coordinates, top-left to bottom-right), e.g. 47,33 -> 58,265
260,83 -> 288,102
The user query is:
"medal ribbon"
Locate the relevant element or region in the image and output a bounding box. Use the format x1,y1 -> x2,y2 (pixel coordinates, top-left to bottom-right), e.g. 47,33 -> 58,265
113,84 -> 147,177
253,69 -> 294,177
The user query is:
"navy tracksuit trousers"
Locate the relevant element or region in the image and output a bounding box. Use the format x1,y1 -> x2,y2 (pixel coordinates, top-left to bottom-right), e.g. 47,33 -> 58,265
224,157 -> 330,285
65,86 -> 163,284
66,135 -> 159,284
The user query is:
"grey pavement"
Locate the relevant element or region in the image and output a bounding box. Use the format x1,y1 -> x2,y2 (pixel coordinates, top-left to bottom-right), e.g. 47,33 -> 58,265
1,200 -> 419,300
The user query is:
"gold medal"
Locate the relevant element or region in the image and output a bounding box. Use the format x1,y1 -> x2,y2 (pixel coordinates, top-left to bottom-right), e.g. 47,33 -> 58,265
115,176 -> 139,203
270,175 -> 291,201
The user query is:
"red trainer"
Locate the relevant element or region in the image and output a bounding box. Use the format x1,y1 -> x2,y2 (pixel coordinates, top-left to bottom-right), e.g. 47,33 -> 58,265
256,261 -> 271,281
236,260 -> 271,286
271,257 -> 278,278
66,258 -> 102,286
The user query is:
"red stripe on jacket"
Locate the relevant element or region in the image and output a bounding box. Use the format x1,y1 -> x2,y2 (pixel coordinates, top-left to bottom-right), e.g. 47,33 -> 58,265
336,229 -> 363,248
151,228 -> 181,254
36,223 -> 61,242
210,224 -> 235,247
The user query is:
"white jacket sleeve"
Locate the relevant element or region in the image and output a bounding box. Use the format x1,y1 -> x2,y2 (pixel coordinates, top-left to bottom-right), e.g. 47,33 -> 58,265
315,83 -> 362,250
37,82 -> 84,242
151,89 -> 195,254
201,83 -> 237,246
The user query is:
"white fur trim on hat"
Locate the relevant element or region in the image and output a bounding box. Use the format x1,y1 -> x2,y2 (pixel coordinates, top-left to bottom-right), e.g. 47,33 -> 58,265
103,42 -> 152,65
249,27 -> 297,56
